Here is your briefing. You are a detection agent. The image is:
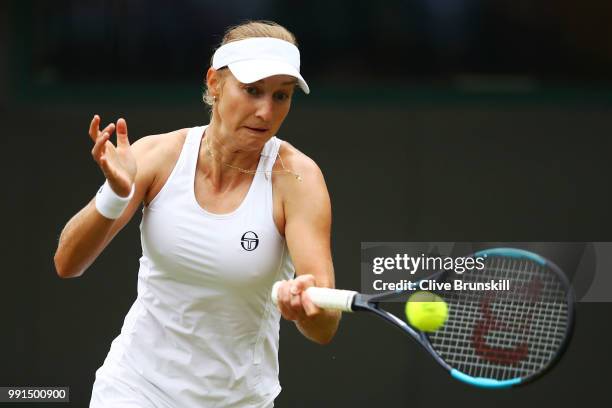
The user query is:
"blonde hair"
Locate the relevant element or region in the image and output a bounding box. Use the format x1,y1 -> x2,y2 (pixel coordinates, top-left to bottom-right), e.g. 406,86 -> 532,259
203,21 -> 298,106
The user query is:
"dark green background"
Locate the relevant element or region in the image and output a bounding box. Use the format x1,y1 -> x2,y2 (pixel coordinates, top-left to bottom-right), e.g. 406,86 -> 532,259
2,1 -> 612,406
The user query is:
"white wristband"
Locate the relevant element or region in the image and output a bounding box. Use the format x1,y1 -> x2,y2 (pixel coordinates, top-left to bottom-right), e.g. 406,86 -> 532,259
95,180 -> 135,219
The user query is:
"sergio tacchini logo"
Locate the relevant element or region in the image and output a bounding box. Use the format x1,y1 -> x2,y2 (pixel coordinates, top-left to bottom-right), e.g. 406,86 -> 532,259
241,231 -> 259,251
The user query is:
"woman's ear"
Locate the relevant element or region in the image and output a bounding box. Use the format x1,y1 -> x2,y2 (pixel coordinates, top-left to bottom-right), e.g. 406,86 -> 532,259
206,67 -> 220,98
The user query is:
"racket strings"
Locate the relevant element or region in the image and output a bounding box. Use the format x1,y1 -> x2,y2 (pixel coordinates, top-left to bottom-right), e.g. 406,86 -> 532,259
428,256 -> 570,381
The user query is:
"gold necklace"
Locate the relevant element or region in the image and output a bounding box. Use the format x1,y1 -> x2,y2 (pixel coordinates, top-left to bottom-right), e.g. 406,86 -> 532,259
204,133 -> 302,181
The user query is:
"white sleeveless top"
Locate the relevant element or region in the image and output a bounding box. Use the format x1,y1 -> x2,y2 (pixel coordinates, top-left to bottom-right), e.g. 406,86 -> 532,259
90,126 -> 295,408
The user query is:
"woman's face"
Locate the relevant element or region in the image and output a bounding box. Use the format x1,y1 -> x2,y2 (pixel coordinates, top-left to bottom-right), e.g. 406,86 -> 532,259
209,69 -> 296,151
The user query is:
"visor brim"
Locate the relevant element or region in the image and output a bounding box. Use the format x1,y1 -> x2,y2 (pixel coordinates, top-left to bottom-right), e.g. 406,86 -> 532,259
227,60 -> 310,94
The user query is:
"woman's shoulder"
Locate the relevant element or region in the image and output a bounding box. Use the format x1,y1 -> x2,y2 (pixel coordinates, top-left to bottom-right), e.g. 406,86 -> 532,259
132,128 -> 191,183
273,139 -> 331,224
273,139 -> 326,194
276,140 -> 322,177
133,127 -> 190,159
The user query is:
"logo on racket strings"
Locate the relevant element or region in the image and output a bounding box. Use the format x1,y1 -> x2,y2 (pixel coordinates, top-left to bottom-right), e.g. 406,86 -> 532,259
472,277 -> 542,365
241,231 -> 259,251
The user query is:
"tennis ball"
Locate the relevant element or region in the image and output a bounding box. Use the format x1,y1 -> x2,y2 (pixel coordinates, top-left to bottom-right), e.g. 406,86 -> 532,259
405,291 -> 449,332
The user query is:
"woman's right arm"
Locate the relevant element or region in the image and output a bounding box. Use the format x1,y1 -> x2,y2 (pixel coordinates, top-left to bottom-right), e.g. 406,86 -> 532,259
54,115 -> 157,278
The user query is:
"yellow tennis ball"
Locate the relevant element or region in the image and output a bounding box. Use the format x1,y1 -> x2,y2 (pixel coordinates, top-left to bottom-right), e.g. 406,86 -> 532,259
405,291 -> 449,332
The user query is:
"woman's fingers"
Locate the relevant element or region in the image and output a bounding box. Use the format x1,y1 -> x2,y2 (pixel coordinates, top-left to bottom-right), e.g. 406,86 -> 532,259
88,115 -> 99,142
277,279 -> 320,321
91,132 -> 111,163
300,291 -> 319,317
89,114 -> 115,143
116,118 -> 130,148
291,275 -> 320,317
101,122 -> 116,139
290,289 -> 302,310
277,281 -> 293,319
278,281 -> 298,321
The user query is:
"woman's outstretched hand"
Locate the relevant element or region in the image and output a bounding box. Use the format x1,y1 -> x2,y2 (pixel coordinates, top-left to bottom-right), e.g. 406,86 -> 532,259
89,115 -> 137,197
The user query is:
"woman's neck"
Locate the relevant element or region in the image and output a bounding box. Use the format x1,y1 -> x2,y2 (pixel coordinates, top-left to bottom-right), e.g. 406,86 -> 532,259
199,121 -> 263,190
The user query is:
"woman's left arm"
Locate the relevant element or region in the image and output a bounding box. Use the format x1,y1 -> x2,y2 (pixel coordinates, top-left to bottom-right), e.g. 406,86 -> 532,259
275,156 -> 341,345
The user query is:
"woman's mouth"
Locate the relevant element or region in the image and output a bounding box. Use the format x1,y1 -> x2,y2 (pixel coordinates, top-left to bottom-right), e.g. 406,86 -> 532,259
244,126 -> 268,133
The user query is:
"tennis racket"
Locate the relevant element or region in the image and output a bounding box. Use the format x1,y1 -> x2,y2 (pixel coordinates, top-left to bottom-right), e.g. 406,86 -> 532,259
272,247 -> 575,388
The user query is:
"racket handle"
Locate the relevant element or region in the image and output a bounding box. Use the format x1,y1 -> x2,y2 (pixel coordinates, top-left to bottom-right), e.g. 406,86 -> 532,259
271,282 -> 357,312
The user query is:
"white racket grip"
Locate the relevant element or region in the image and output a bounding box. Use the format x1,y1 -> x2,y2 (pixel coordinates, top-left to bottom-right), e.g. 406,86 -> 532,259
271,282 -> 357,312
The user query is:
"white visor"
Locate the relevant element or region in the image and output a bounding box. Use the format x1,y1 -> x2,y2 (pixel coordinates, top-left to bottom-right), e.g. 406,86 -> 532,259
212,37 -> 310,94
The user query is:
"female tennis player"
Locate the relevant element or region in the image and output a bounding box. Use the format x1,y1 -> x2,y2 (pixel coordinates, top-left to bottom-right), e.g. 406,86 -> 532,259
53,21 -> 340,407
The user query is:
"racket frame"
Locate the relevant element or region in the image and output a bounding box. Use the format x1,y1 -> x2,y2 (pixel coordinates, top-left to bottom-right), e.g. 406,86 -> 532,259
273,247 -> 576,389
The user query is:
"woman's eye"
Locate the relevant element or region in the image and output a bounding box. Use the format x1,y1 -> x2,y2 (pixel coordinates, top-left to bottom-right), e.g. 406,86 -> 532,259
274,92 -> 289,101
245,86 -> 259,96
